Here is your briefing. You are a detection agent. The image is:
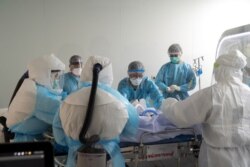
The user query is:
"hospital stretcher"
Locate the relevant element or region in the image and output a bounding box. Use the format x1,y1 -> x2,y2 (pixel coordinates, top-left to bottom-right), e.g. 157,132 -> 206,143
52,127 -> 201,167
119,127 -> 201,167
0,111 -> 202,167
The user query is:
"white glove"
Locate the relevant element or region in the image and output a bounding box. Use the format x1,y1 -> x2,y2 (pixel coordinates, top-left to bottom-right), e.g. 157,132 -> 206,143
169,85 -> 181,92
166,86 -> 173,93
138,99 -> 147,109
131,99 -> 139,106
132,99 -> 146,115
132,99 -> 147,108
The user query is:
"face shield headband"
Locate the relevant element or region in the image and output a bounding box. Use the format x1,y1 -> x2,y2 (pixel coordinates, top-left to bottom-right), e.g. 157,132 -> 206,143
128,69 -> 145,73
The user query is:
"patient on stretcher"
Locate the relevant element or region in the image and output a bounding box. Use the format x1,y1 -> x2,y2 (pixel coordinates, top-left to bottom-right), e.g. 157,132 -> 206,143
121,99 -> 201,143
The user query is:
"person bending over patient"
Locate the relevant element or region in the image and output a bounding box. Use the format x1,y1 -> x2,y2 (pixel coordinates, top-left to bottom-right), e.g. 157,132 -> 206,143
118,61 -> 163,109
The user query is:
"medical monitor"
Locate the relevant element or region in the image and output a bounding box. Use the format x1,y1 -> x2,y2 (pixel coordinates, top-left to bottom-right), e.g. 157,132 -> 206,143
0,141 -> 54,167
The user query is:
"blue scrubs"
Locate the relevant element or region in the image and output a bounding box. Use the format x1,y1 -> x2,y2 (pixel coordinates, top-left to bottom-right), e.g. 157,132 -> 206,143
118,77 -> 163,109
155,62 -> 196,100
63,72 -> 80,95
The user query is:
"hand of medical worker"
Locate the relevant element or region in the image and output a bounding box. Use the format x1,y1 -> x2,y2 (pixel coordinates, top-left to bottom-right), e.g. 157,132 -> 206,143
166,86 -> 173,93
170,85 -> 180,91
132,99 -> 139,106
138,99 -> 147,108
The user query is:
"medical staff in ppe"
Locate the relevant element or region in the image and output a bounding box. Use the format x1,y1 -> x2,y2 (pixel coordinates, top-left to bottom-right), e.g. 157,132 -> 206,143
63,55 -> 82,94
5,54 -> 65,142
53,55 -> 139,167
118,61 -> 163,109
161,50 -> 250,167
155,43 -> 196,100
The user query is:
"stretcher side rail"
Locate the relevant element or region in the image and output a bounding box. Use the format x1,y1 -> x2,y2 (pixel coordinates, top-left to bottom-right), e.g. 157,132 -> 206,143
120,128 -> 202,167
139,128 -> 198,146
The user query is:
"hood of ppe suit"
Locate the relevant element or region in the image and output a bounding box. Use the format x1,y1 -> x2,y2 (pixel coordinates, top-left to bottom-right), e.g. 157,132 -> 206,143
214,50 -> 246,83
27,54 -> 65,88
60,86 -> 129,140
6,79 -> 36,127
80,55 -> 113,86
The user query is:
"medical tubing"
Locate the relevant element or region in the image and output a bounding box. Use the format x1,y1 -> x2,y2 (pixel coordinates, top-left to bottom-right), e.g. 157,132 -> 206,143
79,63 -> 103,144
0,116 -> 14,142
9,71 -> 29,106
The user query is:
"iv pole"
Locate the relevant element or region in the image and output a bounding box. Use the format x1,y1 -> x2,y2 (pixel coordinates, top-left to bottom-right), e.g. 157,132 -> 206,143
193,56 -> 204,90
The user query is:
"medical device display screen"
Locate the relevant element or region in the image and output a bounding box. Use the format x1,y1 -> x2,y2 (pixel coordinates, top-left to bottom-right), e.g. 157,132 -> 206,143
0,141 -> 54,167
0,150 -> 45,167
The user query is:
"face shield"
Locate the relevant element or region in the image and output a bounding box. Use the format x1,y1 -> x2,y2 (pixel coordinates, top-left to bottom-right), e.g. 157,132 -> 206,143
28,54 -> 65,88
69,55 -> 83,76
128,72 -> 144,86
127,61 -> 145,87
50,70 -> 64,92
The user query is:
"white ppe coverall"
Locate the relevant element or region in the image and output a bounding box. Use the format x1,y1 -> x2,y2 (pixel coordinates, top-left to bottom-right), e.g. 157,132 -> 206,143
6,54 -> 65,141
162,50 -> 250,167
53,55 -> 139,167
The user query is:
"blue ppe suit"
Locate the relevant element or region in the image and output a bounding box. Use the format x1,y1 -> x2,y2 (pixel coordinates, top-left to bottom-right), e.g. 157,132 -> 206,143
63,72 -> 80,95
118,77 -> 163,109
155,62 -> 196,100
53,82 -> 139,167
10,84 -> 63,142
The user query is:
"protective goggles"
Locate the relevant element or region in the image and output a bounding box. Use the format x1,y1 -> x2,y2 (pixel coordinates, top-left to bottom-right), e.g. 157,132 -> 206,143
128,72 -> 143,78
169,52 -> 181,57
70,62 -> 82,68
169,54 -> 179,57
70,61 -> 82,66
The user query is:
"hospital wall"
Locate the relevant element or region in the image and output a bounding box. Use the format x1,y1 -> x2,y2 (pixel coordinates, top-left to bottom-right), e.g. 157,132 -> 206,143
0,0 -> 250,108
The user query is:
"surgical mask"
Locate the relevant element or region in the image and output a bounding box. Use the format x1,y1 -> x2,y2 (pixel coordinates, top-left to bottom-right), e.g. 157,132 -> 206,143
72,68 -> 82,76
170,57 -> 180,64
130,77 -> 142,86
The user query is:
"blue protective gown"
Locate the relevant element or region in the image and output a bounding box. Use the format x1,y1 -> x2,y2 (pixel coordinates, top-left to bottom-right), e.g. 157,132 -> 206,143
53,82 -> 139,167
63,72 -> 80,95
10,84 -> 63,142
155,62 -> 196,100
118,77 -> 163,109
